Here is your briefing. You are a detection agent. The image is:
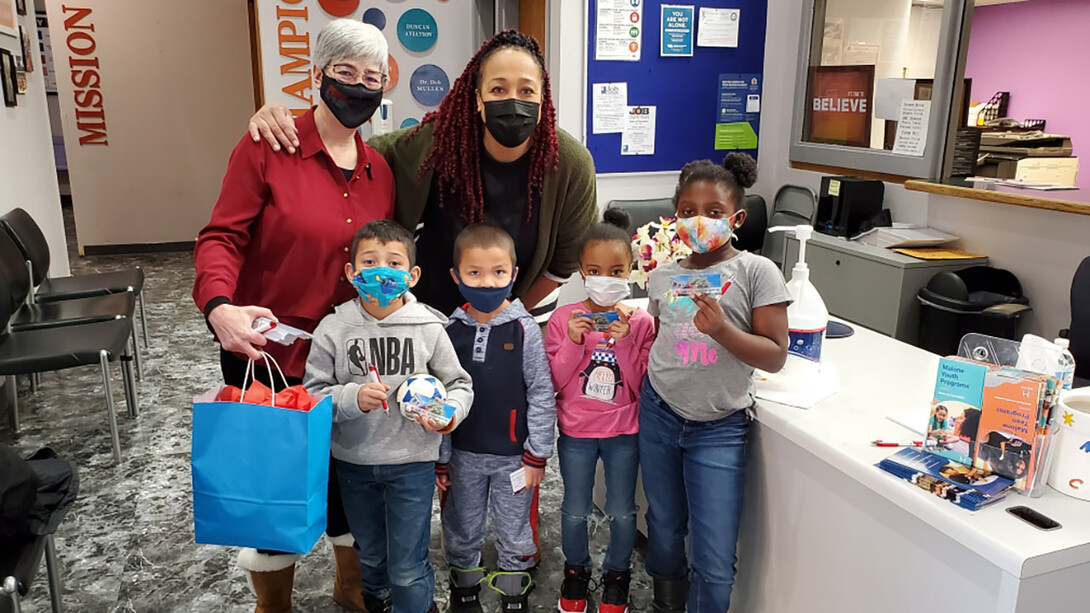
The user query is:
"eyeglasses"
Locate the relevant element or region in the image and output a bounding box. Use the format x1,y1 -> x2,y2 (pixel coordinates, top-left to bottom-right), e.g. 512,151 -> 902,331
329,63 -> 386,90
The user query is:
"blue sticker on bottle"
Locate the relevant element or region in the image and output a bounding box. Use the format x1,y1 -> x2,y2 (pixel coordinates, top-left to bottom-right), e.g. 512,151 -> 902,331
362,8 -> 386,30
397,8 -> 438,52
409,64 -> 449,107
400,118 -> 420,129
788,328 -> 825,362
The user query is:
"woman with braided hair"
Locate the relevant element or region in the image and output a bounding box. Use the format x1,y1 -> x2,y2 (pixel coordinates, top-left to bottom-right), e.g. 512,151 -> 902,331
248,30 -> 599,317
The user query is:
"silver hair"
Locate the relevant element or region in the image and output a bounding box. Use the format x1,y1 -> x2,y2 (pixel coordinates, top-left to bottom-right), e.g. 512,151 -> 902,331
313,19 -> 388,74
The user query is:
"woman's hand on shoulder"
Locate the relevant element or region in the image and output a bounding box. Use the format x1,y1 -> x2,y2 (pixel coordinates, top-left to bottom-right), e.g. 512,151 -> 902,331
207,303 -> 275,360
248,103 -> 299,154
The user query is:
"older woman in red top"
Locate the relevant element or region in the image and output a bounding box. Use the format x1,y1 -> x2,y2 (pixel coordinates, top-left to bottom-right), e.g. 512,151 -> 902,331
192,19 -> 393,613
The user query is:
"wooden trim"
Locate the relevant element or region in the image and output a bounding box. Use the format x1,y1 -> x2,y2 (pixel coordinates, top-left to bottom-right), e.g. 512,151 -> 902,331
247,0 -> 263,110
83,241 -> 195,256
519,0 -> 547,53
904,180 -> 1090,217
789,161 -> 913,185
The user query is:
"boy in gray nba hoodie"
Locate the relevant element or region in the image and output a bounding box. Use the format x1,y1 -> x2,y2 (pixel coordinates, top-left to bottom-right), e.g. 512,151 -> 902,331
305,220 -> 473,613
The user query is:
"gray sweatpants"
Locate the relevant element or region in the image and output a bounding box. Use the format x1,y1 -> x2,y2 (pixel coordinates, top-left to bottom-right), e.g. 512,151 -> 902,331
442,450 -> 537,571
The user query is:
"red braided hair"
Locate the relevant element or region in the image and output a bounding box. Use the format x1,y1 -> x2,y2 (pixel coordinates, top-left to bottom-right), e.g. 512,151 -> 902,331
414,30 -> 560,224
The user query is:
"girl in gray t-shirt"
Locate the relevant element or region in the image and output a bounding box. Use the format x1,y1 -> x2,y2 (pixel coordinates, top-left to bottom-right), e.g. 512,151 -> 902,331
639,154 -> 791,613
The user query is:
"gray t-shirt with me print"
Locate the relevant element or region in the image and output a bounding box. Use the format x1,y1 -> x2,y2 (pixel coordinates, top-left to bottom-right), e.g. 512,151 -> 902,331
647,252 -> 790,421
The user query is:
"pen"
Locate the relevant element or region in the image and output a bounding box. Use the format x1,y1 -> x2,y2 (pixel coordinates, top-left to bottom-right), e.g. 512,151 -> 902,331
365,358 -> 389,415
872,440 -> 925,448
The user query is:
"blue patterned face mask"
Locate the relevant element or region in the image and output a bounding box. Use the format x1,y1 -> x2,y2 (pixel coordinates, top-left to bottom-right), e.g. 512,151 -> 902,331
351,266 -> 411,307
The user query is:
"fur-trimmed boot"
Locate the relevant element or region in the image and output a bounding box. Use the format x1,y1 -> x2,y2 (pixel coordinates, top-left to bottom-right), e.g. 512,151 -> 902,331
238,548 -> 301,613
329,534 -> 367,612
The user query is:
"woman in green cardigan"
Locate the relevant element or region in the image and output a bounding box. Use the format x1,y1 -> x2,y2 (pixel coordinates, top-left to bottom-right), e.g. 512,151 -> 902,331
248,30 -> 598,316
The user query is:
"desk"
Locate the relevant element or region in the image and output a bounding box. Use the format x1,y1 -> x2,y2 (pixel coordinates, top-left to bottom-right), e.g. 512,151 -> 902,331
732,322 -> 1090,613
783,232 -> 987,344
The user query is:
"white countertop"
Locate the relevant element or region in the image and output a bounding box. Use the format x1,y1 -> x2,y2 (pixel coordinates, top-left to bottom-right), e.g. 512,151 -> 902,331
623,298 -> 1090,579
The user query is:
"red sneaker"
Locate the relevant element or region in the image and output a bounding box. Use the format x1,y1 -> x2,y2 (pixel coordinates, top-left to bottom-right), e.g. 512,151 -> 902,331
557,563 -> 591,613
599,569 -> 631,613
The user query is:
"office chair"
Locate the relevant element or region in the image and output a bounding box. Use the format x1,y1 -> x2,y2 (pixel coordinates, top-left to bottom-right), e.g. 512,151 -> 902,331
1061,256 -> 1090,384
764,185 -> 818,269
605,198 -> 675,234
735,194 -> 768,253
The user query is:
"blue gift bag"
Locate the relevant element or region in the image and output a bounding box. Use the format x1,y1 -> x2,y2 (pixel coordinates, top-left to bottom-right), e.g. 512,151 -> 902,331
191,383 -> 333,554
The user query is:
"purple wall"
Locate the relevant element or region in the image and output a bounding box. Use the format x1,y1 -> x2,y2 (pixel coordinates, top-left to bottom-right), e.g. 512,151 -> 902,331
965,0 -> 1090,188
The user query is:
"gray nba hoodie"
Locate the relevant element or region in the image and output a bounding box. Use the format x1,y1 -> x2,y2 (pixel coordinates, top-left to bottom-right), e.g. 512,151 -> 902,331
304,293 -> 473,466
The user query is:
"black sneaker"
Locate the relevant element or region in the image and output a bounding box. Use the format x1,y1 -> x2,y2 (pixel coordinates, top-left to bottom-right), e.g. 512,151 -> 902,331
362,591 -> 392,613
489,571 -> 535,613
558,563 -> 592,613
600,570 -> 631,613
447,567 -> 486,613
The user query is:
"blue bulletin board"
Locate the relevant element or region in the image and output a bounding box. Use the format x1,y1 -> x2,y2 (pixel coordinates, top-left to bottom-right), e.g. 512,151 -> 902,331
585,0 -> 767,174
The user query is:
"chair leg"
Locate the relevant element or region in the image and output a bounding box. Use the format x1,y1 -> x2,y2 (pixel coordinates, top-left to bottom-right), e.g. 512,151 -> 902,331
2,576 -> 24,613
100,350 -> 121,464
121,348 -> 138,419
129,323 -> 144,382
138,288 -> 149,350
44,534 -> 64,613
30,372 -> 39,394
6,374 -> 18,434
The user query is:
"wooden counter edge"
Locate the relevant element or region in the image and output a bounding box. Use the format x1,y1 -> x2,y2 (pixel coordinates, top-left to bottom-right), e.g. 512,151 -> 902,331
904,180 -> 1090,217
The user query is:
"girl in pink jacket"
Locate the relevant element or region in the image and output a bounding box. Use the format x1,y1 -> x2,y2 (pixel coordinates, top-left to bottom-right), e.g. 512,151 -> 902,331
545,208 -> 655,613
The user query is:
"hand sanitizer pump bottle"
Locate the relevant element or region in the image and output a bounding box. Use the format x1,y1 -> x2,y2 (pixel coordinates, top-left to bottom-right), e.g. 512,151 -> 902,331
769,225 -> 829,380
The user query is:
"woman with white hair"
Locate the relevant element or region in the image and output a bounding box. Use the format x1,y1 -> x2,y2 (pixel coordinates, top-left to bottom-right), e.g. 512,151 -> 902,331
192,20 -> 395,613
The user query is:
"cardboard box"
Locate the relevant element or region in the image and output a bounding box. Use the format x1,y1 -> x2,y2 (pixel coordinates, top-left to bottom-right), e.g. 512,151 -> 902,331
977,156 -> 1079,186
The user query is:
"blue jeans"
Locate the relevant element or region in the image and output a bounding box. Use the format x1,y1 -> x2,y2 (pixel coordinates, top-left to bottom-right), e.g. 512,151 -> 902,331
638,379 -> 750,613
557,432 -> 639,573
336,460 -> 435,613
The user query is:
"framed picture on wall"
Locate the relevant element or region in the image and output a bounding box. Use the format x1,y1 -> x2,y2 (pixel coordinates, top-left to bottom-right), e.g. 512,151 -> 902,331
16,0 -> 25,17
19,24 -> 31,71
802,65 -> 875,148
1,48 -> 16,106
0,0 -> 16,38
16,68 -> 25,94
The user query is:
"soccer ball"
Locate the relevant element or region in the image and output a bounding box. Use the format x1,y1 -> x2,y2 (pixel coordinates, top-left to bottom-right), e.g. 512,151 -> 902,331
396,374 -> 448,421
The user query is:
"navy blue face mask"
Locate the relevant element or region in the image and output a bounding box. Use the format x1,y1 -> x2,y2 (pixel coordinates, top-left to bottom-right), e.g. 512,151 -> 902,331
456,274 -> 514,313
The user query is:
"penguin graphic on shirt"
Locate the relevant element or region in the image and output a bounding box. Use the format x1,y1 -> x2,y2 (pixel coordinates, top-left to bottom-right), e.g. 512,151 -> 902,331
579,340 -> 623,404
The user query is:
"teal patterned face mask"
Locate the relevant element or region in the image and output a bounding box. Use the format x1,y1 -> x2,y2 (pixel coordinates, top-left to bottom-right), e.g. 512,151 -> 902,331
351,266 -> 411,307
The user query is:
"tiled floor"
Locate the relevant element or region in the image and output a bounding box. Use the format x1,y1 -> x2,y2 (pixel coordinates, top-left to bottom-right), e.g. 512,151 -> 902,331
1,207 -> 653,612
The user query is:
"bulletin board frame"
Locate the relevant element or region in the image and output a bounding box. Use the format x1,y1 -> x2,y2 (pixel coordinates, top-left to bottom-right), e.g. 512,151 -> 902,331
584,0 -> 768,175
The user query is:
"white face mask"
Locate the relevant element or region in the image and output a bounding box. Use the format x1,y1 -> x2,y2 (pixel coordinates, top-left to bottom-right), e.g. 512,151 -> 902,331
584,275 -> 631,307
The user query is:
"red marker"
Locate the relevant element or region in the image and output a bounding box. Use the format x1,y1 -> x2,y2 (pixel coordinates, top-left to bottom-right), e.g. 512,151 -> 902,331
367,363 -> 389,415
872,440 -> 925,448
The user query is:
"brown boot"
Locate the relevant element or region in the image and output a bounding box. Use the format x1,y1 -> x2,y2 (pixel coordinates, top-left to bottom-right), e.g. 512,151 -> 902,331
332,542 -> 367,612
238,548 -> 300,613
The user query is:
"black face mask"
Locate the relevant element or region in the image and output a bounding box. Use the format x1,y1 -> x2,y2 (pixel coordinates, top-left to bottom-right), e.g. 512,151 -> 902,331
482,98 -> 540,148
320,73 -> 383,129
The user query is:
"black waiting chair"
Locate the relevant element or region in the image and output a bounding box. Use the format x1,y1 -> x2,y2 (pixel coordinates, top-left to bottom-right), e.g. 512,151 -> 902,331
0,209 -> 147,373
0,243 -> 138,463
735,194 -> 768,253
1061,256 -> 1090,387
605,198 -> 675,234
2,446 -> 78,613
764,185 -> 818,269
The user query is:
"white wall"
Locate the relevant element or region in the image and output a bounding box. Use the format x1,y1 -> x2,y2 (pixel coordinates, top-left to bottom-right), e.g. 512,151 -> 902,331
0,11 -> 69,277
44,0 -> 254,250
757,0 -> 1089,337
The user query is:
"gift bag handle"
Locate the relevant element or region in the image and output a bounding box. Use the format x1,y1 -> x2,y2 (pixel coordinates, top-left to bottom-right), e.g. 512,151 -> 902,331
240,351 -> 289,406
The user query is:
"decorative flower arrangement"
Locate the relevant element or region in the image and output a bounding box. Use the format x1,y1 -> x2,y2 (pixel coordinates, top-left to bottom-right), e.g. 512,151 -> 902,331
630,216 -> 691,290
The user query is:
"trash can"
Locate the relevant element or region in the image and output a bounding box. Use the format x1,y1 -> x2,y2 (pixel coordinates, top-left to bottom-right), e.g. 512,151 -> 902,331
917,266 -> 1032,356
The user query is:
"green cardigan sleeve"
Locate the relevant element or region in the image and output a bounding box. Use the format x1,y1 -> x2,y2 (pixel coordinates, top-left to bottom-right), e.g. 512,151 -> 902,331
366,125 -> 435,232
545,129 -> 599,280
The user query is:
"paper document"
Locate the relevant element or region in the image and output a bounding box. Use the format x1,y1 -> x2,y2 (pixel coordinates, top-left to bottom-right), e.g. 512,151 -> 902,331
697,8 -> 739,48
893,100 -> 931,157
892,248 -> 986,261
854,226 -> 958,249
592,82 -> 627,134
874,78 -> 916,121
596,0 -> 643,61
509,467 -> 527,493
621,106 -> 656,155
